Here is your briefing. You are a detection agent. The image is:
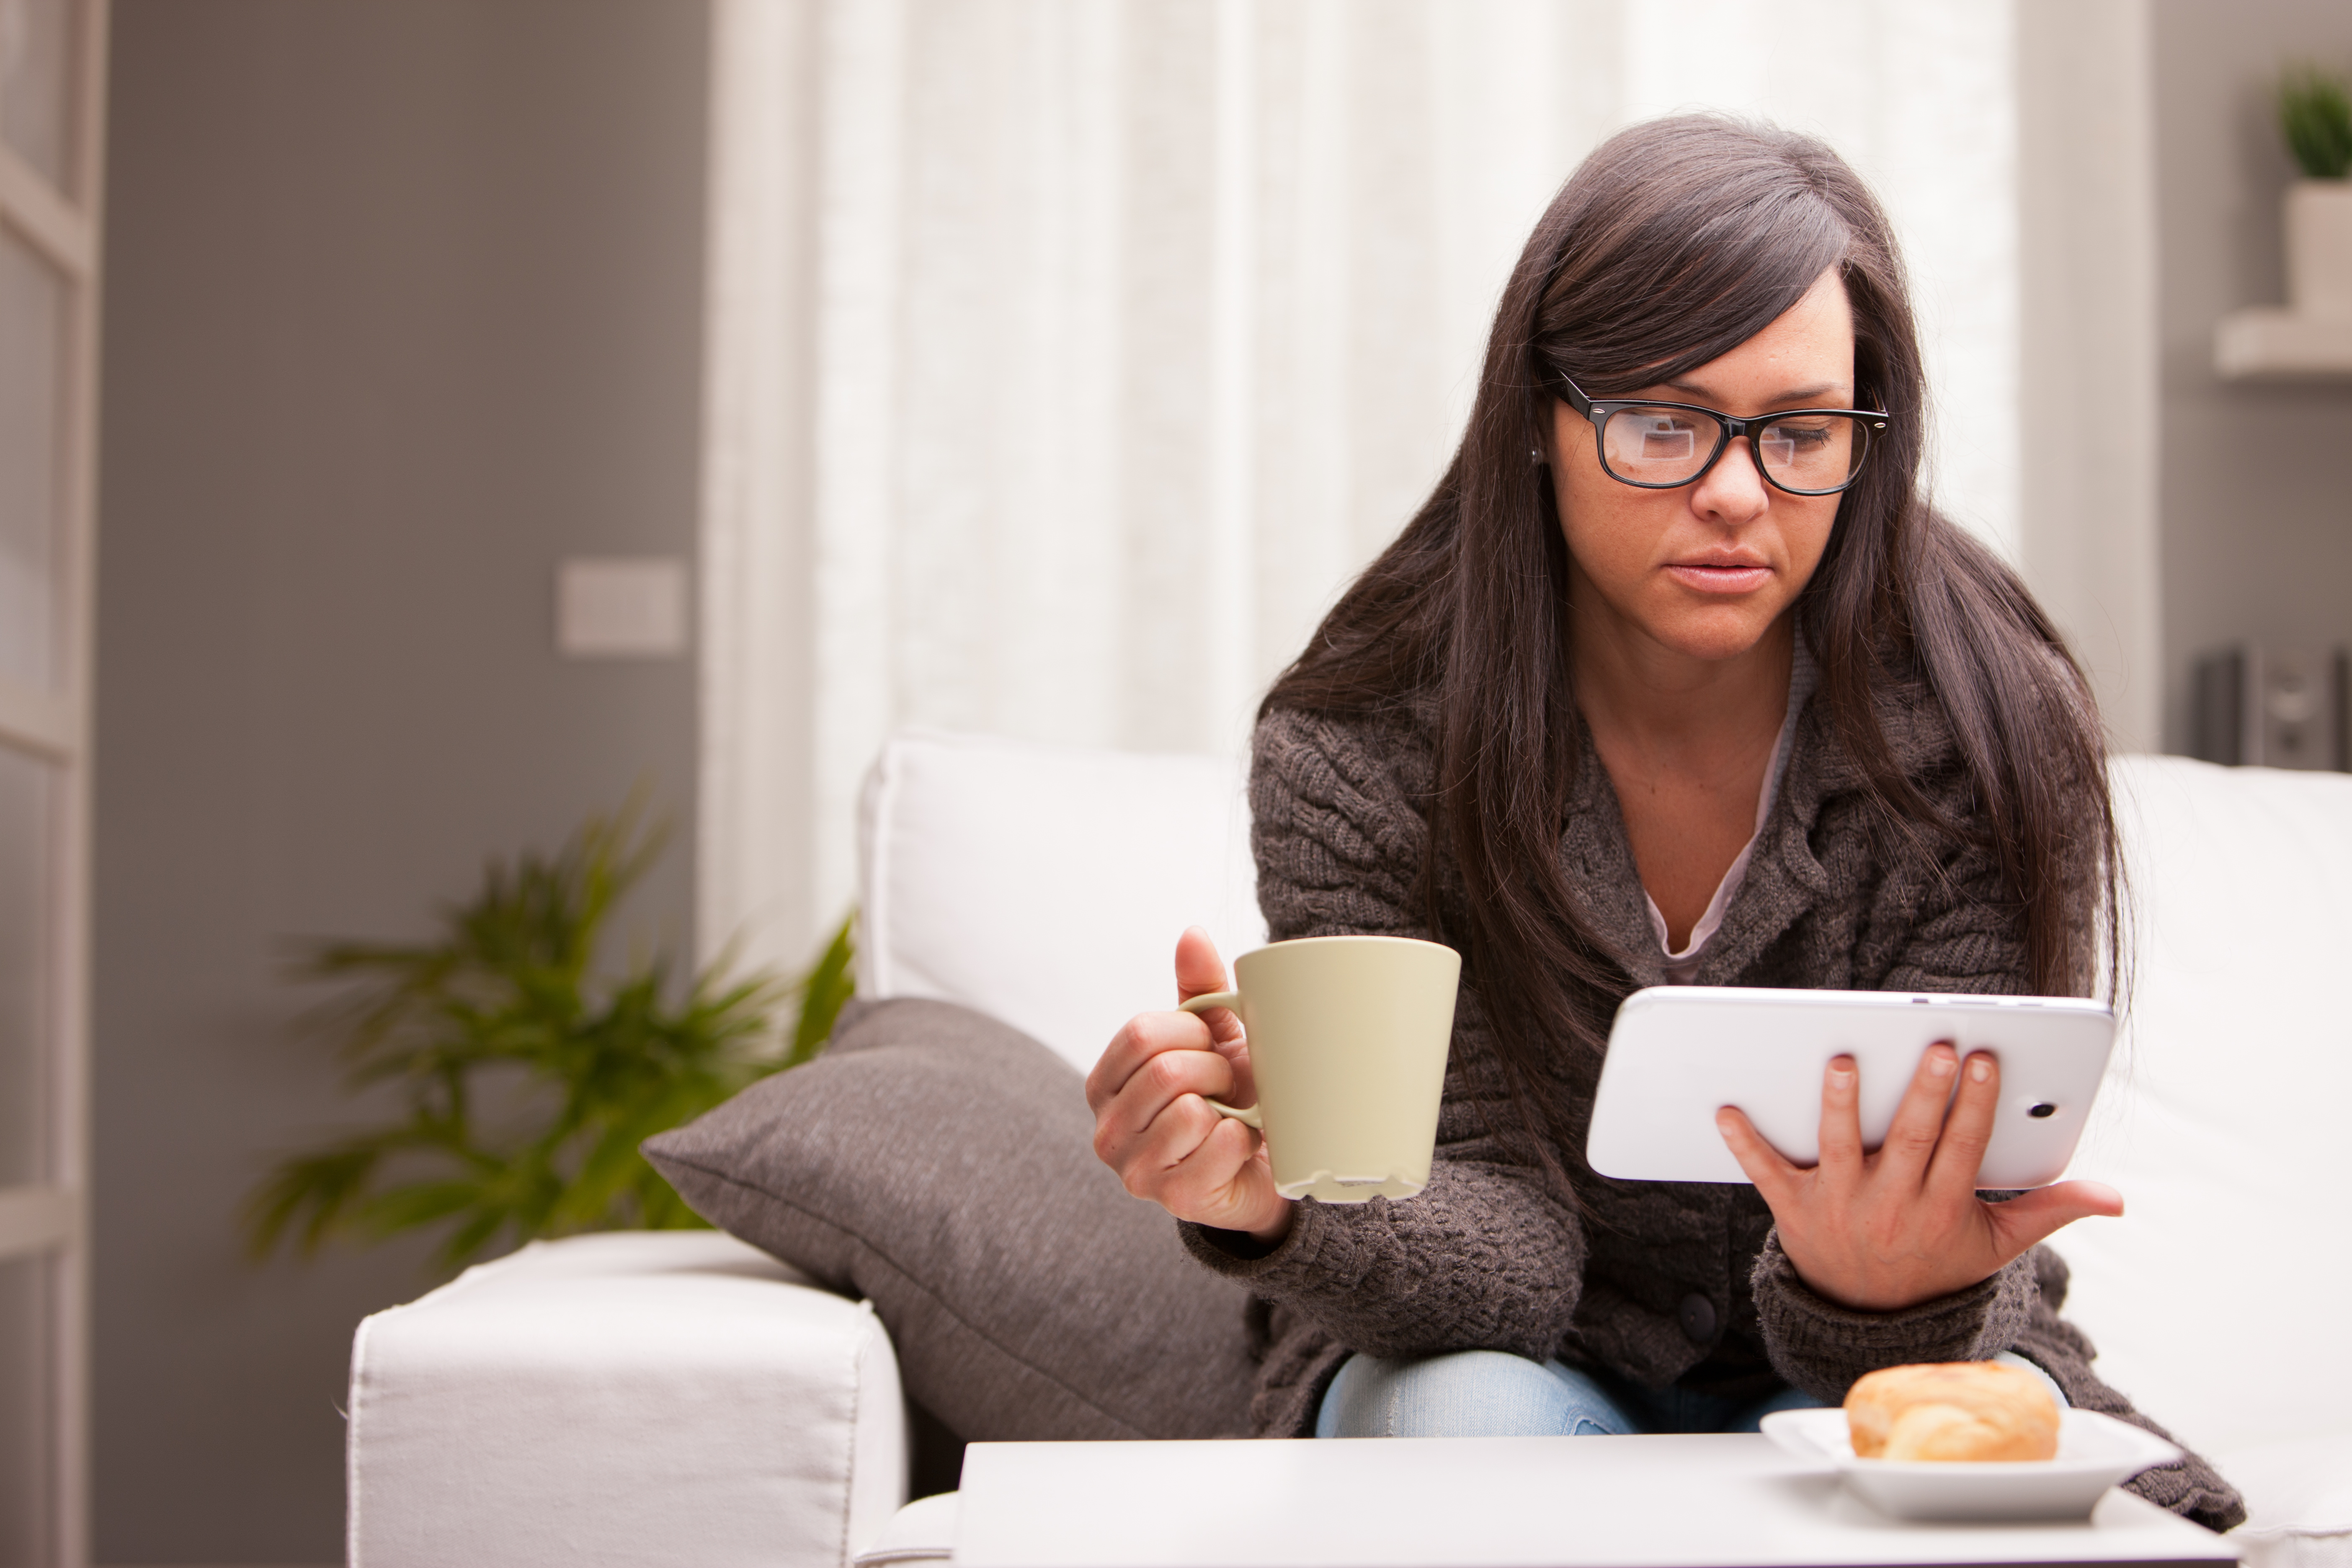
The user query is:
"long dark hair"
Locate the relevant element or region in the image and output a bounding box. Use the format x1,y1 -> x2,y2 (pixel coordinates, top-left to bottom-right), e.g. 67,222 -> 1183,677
1264,116 -> 2118,1130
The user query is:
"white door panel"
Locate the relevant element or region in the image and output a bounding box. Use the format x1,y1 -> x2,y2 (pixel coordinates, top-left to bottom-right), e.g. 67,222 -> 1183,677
0,225 -> 64,693
0,2 -> 103,1562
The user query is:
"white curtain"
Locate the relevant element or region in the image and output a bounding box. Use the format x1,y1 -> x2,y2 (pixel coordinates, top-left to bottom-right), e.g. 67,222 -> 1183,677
698,0 -> 2159,975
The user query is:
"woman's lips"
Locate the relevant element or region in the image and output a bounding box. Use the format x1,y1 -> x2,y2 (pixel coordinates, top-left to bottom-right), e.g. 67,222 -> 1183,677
1665,562 -> 1772,593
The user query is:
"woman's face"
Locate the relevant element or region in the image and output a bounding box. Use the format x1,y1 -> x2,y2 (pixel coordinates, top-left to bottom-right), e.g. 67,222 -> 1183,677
1547,267 -> 1854,668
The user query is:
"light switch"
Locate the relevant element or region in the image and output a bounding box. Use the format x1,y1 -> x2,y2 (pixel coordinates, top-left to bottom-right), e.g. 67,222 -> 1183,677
556,557 -> 689,658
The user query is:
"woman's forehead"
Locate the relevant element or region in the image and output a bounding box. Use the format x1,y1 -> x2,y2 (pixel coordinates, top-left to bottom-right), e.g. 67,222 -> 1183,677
1640,271 -> 1854,403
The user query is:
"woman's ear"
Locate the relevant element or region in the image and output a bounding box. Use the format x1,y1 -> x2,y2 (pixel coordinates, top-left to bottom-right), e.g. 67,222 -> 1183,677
1532,405 -> 1560,469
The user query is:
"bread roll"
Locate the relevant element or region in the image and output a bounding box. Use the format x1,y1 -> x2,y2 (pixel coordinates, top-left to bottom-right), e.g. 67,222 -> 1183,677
1844,1362 -> 2059,1462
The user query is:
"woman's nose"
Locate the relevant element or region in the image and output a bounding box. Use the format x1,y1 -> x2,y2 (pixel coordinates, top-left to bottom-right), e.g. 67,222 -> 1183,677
1689,436 -> 1772,524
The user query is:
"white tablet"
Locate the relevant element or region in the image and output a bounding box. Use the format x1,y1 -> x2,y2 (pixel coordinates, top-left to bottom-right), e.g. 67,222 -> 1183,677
1585,986 -> 2114,1189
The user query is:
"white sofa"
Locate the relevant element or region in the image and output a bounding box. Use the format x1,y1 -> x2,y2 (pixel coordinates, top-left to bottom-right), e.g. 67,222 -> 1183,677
346,730 -> 2352,1568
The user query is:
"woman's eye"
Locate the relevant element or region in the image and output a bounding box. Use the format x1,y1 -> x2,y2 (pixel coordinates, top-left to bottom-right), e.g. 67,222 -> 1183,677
1765,421 -> 1833,450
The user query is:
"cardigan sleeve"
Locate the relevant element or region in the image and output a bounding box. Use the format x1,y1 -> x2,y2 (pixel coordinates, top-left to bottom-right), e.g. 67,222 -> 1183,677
1749,1236 -> 2042,1398
1175,706 -> 1588,1364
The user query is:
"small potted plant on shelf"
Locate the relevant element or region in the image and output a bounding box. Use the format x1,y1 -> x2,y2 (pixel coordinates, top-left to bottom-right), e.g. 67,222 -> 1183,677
2279,62 -> 2352,320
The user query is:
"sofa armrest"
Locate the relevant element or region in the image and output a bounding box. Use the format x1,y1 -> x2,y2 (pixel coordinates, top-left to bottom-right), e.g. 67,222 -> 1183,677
348,1230 -> 908,1568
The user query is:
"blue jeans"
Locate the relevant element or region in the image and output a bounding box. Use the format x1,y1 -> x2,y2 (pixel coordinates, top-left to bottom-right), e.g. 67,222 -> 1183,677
1313,1349 -> 2067,1439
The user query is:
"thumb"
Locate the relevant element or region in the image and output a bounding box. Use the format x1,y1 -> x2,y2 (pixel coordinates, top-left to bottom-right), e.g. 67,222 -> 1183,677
1985,1180 -> 2123,1260
1174,926 -> 1231,1004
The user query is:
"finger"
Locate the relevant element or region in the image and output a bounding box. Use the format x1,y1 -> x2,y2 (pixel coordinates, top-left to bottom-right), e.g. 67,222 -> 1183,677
1924,1050 -> 2001,1200
1173,926 -> 1248,1054
1157,1112 -> 1269,1207
1877,1042 -> 1960,1186
1978,1180 -> 2125,1263
1174,926 -> 1232,1003
1125,1101 -> 1271,1227
1087,1008 -> 1217,1111
1119,1089 -> 1231,1189
1113,1092 -> 1243,1209
1103,1044 -> 1241,1149
1085,1020 -> 1130,1114
1086,1020 -> 1223,1128
1815,1055 -> 1866,1174
1715,1106 -> 1804,1209
1215,1037 -> 1259,1111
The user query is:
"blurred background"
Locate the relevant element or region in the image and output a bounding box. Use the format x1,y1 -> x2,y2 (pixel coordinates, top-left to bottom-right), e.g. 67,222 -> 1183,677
0,0 -> 2345,1562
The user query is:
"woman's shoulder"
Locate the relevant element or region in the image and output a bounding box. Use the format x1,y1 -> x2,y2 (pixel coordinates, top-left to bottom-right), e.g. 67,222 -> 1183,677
1787,638 -> 1970,805
1791,635 -> 2093,811
1248,701 -> 1438,937
1251,700 -> 1437,818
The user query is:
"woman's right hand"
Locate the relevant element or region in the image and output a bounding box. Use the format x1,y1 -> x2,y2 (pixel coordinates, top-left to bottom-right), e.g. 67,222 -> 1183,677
1086,926 -> 1295,1246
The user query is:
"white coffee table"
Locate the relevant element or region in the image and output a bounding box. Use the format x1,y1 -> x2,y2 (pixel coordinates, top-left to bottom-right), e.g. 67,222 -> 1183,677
951,1434 -> 2238,1568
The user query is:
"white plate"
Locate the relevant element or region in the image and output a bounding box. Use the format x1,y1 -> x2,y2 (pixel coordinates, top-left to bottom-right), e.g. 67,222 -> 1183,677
1760,1407 -> 2184,1522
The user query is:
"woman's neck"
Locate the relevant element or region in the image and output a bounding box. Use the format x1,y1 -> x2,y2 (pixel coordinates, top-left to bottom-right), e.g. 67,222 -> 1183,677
1569,596 -> 1797,952
1569,609 -> 1796,774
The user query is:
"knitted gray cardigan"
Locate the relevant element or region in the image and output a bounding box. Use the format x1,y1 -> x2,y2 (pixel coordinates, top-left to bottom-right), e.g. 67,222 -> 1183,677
1179,679 -> 2244,1532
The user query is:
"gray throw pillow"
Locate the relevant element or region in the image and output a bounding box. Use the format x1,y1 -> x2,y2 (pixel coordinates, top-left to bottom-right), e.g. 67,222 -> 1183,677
642,997 -> 1257,1443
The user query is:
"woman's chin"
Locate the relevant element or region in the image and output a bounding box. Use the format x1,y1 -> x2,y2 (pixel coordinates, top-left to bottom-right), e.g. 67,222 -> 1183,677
1640,611 -> 1788,667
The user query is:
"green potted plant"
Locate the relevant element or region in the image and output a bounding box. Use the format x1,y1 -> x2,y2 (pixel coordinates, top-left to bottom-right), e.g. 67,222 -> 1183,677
244,801 -> 854,1271
2279,62 -> 2352,320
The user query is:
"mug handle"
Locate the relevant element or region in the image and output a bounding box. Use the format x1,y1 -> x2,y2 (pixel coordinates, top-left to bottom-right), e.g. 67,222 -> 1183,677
1178,990 -> 1264,1131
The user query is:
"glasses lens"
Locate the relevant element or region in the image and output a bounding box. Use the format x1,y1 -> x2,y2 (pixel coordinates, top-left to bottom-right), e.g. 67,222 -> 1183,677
1599,407 -> 1720,484
1756,414 -> 1870,494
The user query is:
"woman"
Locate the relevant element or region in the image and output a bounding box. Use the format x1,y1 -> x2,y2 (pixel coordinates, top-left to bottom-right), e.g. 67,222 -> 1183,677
1085,118 -> 2240,1528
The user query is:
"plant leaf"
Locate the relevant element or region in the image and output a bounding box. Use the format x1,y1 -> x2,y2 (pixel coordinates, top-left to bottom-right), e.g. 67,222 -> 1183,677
2281,63 -> 2352,181
249,800 -> 855,1275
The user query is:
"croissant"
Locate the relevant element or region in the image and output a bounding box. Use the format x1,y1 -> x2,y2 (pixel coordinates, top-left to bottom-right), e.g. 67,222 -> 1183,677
1844,1362 -> 2060,1462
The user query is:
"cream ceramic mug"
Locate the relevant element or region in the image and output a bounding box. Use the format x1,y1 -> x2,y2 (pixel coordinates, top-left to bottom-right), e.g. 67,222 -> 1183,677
1178,934 -> 1460,1203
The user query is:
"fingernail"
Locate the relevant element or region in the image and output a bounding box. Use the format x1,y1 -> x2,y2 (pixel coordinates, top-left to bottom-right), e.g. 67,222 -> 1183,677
1970,1057 -> 1992,1083
1927,1049 -> 1955,1078
1828,1066 -> 1854,1088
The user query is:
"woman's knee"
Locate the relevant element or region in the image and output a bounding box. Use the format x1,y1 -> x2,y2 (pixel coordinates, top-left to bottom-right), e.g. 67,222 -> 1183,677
1314,1350 -> 1635,1439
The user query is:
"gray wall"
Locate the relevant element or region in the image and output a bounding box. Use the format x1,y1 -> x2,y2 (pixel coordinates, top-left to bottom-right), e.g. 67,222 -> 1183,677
2153,0 -> 2352,751
93,3 -> 708,1561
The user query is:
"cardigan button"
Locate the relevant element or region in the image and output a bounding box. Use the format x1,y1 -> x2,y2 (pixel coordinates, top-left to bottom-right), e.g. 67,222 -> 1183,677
1677,1292 -> 1718,1344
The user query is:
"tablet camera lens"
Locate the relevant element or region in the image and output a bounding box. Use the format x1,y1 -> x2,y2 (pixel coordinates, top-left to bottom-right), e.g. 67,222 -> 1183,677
2027,1102 -> 2057,1119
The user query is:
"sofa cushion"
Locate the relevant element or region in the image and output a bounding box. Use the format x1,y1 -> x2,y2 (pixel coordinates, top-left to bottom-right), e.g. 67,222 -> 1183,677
642,997 -> 1257,1445
856,728 -> 1265,1073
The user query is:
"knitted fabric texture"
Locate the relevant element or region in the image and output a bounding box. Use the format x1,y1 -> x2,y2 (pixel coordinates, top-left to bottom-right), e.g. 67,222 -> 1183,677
1178,676 -> 2243,1532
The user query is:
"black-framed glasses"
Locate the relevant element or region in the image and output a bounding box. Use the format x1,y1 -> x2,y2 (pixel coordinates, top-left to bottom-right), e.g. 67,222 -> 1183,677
1558,375 -> 1889,497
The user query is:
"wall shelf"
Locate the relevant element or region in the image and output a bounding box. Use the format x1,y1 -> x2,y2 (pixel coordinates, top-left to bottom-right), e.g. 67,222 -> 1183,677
2214,308 -> 2352,381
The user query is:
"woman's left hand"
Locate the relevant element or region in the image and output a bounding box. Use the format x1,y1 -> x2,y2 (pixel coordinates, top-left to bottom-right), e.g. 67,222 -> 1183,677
1715,1043 -> 2123,1312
